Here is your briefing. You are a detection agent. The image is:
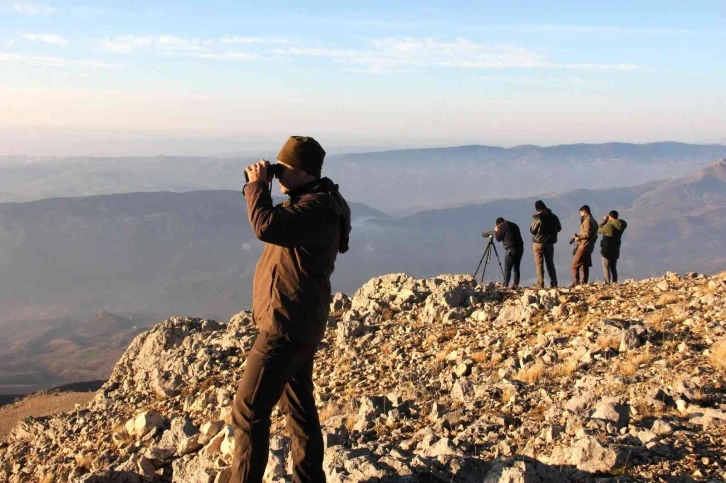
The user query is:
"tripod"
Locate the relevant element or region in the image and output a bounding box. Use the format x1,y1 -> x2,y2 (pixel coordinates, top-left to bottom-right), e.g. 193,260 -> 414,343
473,235 -> 505,284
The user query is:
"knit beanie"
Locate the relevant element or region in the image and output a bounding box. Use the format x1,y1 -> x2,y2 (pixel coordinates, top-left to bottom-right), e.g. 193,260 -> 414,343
535,200 -> 546,211
277,136 -> 326,178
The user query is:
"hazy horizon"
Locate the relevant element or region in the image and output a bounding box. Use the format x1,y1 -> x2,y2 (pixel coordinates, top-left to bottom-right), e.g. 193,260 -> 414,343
1,135 -> 725,158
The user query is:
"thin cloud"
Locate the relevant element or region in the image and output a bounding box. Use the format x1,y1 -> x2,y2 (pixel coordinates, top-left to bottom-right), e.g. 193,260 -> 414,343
220,36 -> 290,45
13,1 -> 56,15
278,37 -> 638,72
0,52 -> 119,69
98,35 -> 153,54
23,33 -> 69,46
95,34 -> 638,71
97,35 -> 286,58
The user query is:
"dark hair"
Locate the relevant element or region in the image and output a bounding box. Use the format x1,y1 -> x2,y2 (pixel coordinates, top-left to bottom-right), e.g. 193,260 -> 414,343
609,210 -> 619,219
495,217 -> 505,226
534,200 -> 546,211
579,205 -> 591,214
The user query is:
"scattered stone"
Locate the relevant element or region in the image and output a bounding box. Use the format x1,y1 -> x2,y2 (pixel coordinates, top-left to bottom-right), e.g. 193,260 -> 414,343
1,272 -> 724,483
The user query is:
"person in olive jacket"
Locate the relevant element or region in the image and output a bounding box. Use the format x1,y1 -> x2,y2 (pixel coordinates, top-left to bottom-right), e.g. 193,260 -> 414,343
231,136 -> 352,483
570,205 -> 598,286
598,210 -> 628,284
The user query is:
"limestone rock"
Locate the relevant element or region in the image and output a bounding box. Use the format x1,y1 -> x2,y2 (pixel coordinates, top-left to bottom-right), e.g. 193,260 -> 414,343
590,397 -> 630,428
569,436 -> 625,473
125,410 -> 165,438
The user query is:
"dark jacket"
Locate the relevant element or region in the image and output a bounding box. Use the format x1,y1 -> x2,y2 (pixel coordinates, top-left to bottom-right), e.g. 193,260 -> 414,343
495,220 -> 524,251
244,177 -> 352,342
598,218 -> 627,260
530,209 -> 562,244
577,214 -> 598,247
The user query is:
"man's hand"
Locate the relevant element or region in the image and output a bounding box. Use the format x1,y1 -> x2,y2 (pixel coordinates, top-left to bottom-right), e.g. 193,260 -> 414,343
245,160 -> 271,183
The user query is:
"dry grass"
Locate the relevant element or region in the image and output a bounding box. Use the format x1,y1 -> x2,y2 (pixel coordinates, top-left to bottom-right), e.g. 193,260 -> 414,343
435,343 -> 454,363
319,402 -> 344,423
617,350 -> 654,377
428,329 -> 457,345
597,335 -> 621,352
515,363 -> 546,384
540,315 -> 590,337
500,385 -> 517,404
343,414 -> 358,432
549,358 -> 579,378
75,453 -> 94,470
471,351 -> 487,363
645,307 -> 673,331
657,293 -> 681,306
710,340 -> 726,375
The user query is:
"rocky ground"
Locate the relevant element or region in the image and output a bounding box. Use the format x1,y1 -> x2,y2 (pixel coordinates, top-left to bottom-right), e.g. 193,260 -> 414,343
0,391 -> 96,439
1,271 -> 725,483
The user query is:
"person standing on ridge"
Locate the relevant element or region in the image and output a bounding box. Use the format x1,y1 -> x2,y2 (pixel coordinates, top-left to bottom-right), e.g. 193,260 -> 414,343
231,136 -> 352,483
529,200 -> 562,289
598,210 -> 628,285
494,217 -> 524,289
570,205 -> 598,287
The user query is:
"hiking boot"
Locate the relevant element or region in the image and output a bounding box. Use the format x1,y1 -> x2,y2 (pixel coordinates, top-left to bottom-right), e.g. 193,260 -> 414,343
549,281 -> 558,289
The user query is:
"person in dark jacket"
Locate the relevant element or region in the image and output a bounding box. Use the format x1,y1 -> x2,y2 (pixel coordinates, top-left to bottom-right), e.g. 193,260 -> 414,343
529,200 -> 562,288
231,136 -> 352,483
494,217 -> 524,288
570,205 -> 598,286
598,210 -> 627,284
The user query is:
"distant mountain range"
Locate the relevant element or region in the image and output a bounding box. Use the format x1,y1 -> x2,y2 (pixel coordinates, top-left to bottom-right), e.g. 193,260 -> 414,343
0,157 -> 724,394
2,142 -> 725,212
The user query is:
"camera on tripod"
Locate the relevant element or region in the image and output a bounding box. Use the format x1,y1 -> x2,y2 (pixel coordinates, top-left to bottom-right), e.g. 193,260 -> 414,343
473,230 -> 504,283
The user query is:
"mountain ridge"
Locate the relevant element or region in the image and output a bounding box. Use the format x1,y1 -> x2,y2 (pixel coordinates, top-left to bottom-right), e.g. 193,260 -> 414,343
2,142 -> 726,210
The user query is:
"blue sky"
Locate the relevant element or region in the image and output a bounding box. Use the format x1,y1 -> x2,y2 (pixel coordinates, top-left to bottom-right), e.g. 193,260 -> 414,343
0,0 -> 724,155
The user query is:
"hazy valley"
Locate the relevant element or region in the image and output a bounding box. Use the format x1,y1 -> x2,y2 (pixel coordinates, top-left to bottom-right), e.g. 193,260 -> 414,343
1,145 -> 725,396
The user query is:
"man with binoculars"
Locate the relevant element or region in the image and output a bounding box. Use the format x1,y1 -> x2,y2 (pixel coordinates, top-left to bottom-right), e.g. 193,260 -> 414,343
232,136 -> 351,483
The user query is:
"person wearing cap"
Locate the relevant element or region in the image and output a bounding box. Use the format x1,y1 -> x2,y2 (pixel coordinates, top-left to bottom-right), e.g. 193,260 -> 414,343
529,200 -> 562,289
570,204 -> 598,287
231,136 -> 352,483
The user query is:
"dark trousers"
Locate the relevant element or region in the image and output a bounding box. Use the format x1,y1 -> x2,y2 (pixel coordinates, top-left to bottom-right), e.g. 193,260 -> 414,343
571,243 -> 594,284
533,243 -> 557,287
503,246 -> 523,287
602,257 -> 618,284
231,332 -> 325,483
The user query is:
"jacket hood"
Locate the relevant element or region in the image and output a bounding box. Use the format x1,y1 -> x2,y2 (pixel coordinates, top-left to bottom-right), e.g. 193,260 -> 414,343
328,182 -> 351,254
611,219 -> 627,230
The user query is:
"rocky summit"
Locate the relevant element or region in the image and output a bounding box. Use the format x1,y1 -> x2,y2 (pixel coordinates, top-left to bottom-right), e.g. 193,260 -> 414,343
1,272 -> 726,483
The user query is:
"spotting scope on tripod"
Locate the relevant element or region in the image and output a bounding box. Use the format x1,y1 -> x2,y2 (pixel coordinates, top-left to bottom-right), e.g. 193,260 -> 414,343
473,231 -> 505,284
